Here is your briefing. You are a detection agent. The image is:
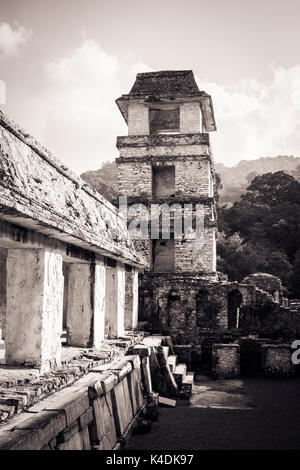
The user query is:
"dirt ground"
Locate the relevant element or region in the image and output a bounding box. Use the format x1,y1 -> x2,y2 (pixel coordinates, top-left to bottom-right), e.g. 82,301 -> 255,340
127,376 -> 300,450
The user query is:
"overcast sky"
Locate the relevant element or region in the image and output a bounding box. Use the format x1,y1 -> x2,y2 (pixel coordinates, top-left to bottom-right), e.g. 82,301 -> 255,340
0,0 -> 300,174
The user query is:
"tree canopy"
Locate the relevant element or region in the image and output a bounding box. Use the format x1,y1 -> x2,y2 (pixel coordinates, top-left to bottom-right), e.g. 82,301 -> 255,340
218,171 -> 300,297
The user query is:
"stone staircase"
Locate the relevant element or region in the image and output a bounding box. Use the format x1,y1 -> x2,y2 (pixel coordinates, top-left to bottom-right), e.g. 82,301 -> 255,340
134,335 -> 194,400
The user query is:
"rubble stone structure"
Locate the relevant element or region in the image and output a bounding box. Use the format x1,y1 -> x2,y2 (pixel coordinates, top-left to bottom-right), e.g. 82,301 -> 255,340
115,70 -> 300,349
0,110 -> 147,373
1,70 -> 300,450
116,71 -> 220,336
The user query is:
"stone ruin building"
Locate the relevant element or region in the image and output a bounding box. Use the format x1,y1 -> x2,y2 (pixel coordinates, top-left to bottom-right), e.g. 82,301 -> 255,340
115,71 -> 300,357
0,70 -> 299,450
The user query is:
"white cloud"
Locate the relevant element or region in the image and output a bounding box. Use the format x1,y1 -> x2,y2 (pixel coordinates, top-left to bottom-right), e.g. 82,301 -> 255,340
30,39 -> 152,174
197,66 -> 300,166
27,39 -> 300,174
0,22 -> 32,59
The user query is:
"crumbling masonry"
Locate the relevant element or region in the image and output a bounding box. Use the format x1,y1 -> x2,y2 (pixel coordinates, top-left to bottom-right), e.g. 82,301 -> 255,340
115,70 -> 300,371
0,70 -> 300,450
0,110 -> 147,373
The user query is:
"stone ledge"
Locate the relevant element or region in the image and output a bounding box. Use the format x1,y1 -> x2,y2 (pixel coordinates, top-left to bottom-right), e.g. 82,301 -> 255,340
116,133 -> 209,148
0,333 -> 143,425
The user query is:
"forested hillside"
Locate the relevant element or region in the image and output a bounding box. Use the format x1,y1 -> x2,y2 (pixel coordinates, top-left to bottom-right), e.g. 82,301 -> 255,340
81,155 -> 300,205
215,155 -> 300,204
218,171 -> 300,297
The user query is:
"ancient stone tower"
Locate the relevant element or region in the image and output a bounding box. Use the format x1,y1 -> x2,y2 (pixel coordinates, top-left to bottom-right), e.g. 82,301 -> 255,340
116,70 -> 219,340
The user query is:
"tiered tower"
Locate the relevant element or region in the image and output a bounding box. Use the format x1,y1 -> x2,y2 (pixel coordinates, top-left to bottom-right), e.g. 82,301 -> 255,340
116,70 -> 219,338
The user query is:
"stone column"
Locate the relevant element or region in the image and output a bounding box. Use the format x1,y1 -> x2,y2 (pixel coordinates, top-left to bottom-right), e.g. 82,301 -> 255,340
93,260 -> 106,349
117,263 -> 125,337
0,248 -> 7,340
124,267 -> 139,330
5,249 -> 63,373
105,262 -> 125,338
66,263 -> 94,347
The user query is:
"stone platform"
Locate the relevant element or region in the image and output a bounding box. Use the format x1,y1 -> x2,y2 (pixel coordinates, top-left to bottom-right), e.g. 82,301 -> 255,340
0,332 -> 143,423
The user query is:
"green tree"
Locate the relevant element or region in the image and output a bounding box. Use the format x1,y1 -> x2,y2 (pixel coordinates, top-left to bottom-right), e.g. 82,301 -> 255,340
241,171 -> 300,206
217,171 -> 300,293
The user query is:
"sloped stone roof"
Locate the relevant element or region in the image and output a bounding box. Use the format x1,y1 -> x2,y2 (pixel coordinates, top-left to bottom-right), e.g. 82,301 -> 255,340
129,70 -> 201,96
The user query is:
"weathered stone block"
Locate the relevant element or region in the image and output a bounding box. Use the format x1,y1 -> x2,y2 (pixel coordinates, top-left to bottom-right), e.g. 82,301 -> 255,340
57,431 -> 83,450
127,368 -> 144,416
12,410 -> 66,447
111,377 -> 134,436
132,344 -> 151,357
90,393 -> 117,449
212,344 -> 240,379
28,386 -> 89,427
124,354 -> 141,370
261,344 -> 295,378
0,428 -> 41,450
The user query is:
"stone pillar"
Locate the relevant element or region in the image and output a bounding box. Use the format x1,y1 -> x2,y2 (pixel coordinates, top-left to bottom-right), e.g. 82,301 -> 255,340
66,263 -> 94,347
93,260 -> 106,349
128,103 -> 149,135
0,248 -> 7,340
105,262 -> 125,338
179,102 -> 200,133
117,263 -> 125,338
5,249 -> 63,373
124,267 -> 139,330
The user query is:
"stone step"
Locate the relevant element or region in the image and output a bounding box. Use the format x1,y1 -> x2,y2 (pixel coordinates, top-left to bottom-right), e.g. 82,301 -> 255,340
182,371 -> 194,385
181,372 -> 194,390
152,336 -> 175,355
167,355 -> 177,373
178,372 -> 194,400
142,337 -> 162,348
158,396 -> 176,407
173,363 -> 187,387
162,346 -> 169,360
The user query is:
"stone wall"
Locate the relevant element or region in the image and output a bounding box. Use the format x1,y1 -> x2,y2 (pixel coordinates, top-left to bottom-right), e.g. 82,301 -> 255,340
179,102 -> 201,133
139,275 -> 300,348
0,355 -> 144,450
139,275 -> 228,344
211,344 -> 240,379
117,142 -> 213,199
0,110 -> 147,372
0,248 -> 6,337
128,103 -> 149,136
239,289 -> 300,338
0,111 -> 146,268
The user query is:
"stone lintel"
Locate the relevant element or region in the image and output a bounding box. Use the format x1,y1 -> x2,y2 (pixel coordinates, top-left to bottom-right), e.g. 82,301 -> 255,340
116,133 -> 209,149
116,154 -> 211,164
0,218 -> 146,270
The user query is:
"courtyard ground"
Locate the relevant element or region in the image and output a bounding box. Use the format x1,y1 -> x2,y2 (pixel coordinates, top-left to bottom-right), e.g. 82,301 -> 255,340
127,375 -> 300,450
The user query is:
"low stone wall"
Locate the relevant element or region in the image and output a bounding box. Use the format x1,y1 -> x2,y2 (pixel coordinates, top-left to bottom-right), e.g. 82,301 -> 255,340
211,344 -> 240,379
261,344 -> 295,378
239,337 -> 265,376
0,355 -> 144,450
240,337 -> 297,378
